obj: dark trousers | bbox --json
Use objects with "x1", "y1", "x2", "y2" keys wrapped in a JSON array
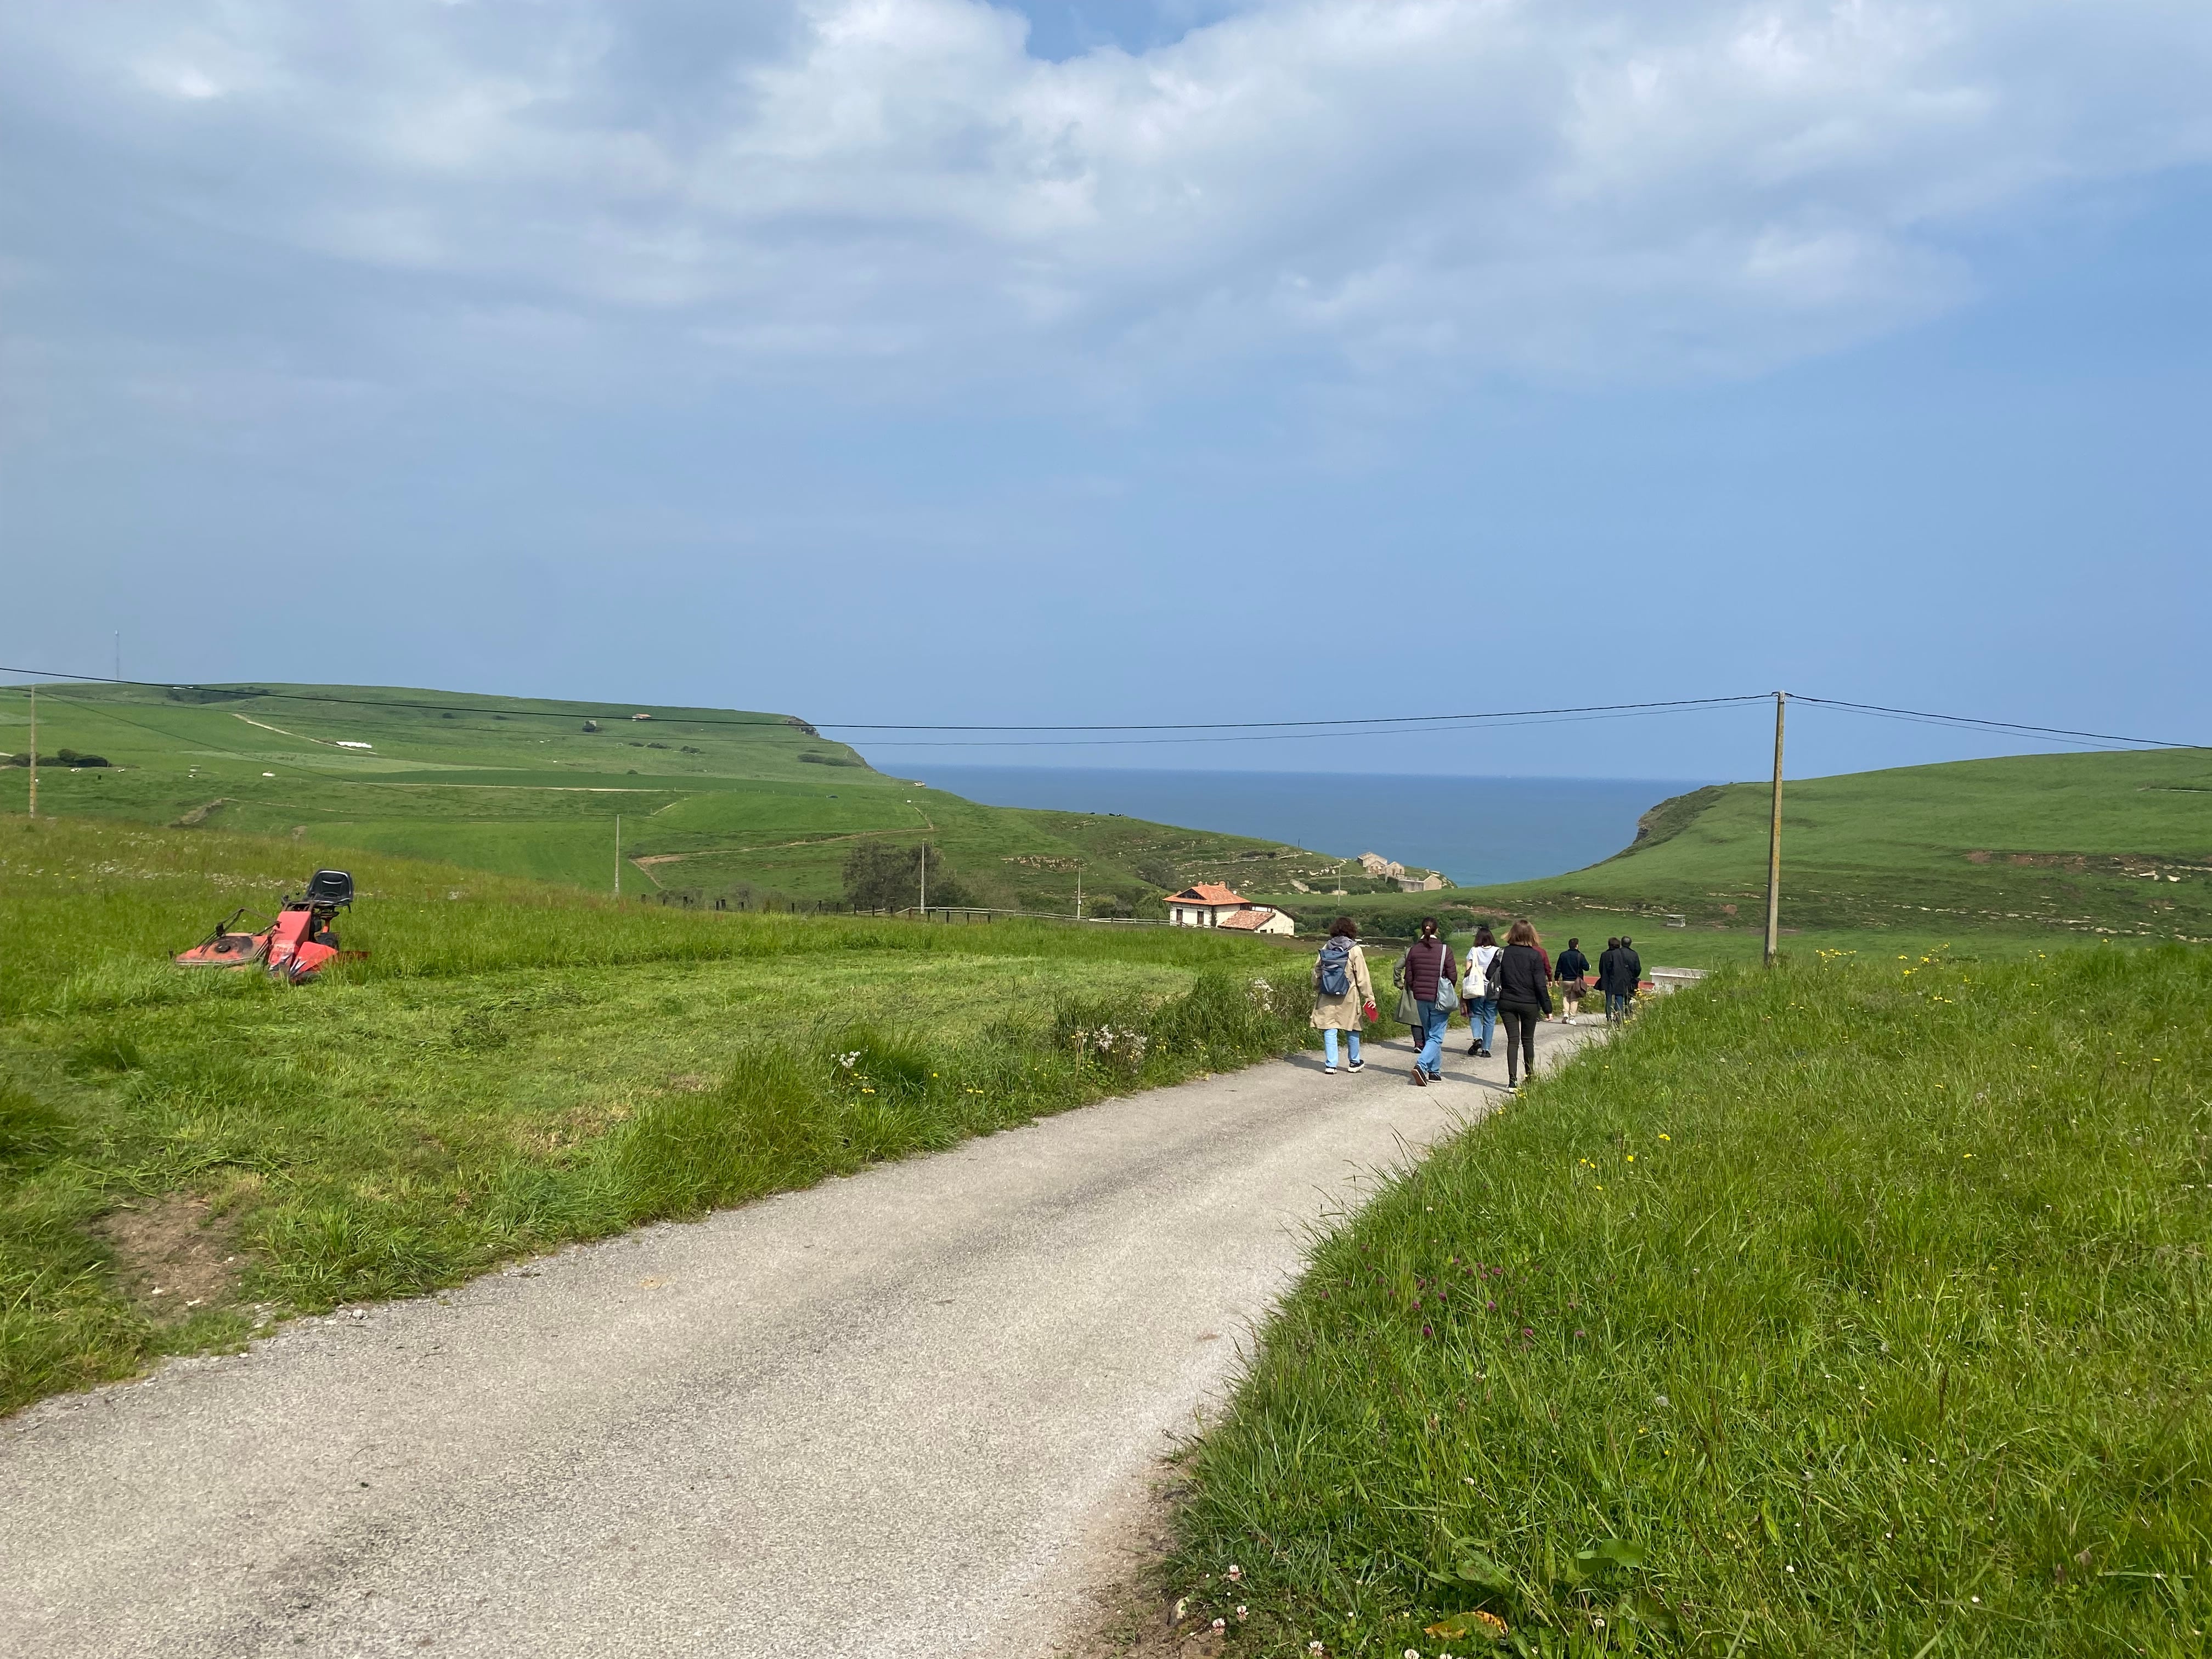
[{"x1": 1499, "y1": 1004, "x2": 1539, "y2": 1081}]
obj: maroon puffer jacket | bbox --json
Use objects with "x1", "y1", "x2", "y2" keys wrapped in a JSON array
[{"x1": 1400, "y1": 937, "x2": 1458, "y2": 1002}]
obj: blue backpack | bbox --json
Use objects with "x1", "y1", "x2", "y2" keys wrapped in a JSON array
[{"x1": 1317, "y1": 938, "x2": 1352, "y2": 997}]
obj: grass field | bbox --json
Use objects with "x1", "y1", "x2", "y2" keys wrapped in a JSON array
[
  {"x1": 0, "y1": 815, "x2": 1321, "y2": 1416},
  {"x1": 0, "y1": 680, "x2": 1351, "y2": 915},
  {"x1": 1167, "y1": 944, "x2": 2211, "y2": 1655},
  {"x1": 1255, "y1": 749, "x2": 2212, "y2": 958}
]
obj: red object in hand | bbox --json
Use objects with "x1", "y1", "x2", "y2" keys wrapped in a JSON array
[{"x1": 1362, "y1": 1001, "x2": 1378, "y2": 1023}]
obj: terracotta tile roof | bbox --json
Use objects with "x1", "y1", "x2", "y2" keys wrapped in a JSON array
[
  {"x1": 1166, "y1": 883, "x2": 1249, "y2": 906},
  {"x1": 1215, "y1": 907, "x2": 1278, "y2": 931}
]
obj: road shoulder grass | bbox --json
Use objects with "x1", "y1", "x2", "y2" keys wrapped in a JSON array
[
  {"x1": 1167, "y1": 944, "x2": 2211, "y2": 1654},
  {"x1": 1, "y1": 816, "x2": 1320, "y2": 1417}
]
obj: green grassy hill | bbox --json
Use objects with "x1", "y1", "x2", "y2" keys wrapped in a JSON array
[
  {"x1": 0, "y1": 681, "x2": 1346, "y2": 915},
  {"x1": 1252, "y1": 749, "x2": 2212, "y2": 957}
]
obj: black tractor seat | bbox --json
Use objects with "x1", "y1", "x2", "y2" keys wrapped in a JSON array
[{"x1": 302, "y1": 869, "x2": 354, "y2": 908}]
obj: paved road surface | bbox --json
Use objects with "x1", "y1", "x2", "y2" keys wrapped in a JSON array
[{"x1": 1, "y1": 1022, "x2": 1597, "y2": 1658}]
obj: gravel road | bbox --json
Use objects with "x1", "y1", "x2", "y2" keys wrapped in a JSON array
[{"x1": 0, "y1": 1022, "x2": 1596, "y2": 1658}]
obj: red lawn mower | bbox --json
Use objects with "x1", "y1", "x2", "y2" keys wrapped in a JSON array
[{"x1": 173, "y1": 869, "x2": 363, "y2": 983}]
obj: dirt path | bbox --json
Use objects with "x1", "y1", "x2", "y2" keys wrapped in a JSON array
[{"x1": 0, "y1": 1022, "x2": 1601, "y2": 1658}]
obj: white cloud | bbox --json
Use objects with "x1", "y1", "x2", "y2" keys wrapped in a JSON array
[{"x1": 5, "y1": 0, "x2": 2210, "y2": 399}]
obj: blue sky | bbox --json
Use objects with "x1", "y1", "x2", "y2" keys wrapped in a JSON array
[{"x1": 2, "y1": 0, "x2": 2207, "y2": 782}]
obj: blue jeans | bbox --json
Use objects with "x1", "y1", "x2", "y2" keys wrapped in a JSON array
[
  {"x1": 1415, "y1": 1000, "x2": 1448, "y2": 1076},
  {"x1": 1323, "y1": 1028, "x2": 1362, "y2": 1068},
  {"x1": 1466, "y1": 995, "x2": 1497, "y2": 1051},
  {"x1": 1606, "y1": 991, "x2": 1632, "y2": 1020}
]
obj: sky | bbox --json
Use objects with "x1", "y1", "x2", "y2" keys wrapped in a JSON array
[{"x1": 3, "y1": 0, "x2": 2208, "y2": 782}]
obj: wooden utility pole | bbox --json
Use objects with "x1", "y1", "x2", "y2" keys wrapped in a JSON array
[
  {"x1": 1763, "y1": 690, "x2": 1786, "y2": 966},
  {"x1": 26, "y1": 685, "x2": 36, "y2": 819},
  {"x1": 919, "y1": 842, "x2": 928, "y2": 916}
]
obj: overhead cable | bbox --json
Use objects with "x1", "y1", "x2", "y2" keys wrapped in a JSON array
[
  {"x1": 2, "y1": 663, "x2": 2197, "y2": 753},
  {"x1": 0, "y1": 663, "x2": 1764, "y2": 735},
  {"x1": 1788, "y1": 695, "x2": 2192, "y2": 753}
]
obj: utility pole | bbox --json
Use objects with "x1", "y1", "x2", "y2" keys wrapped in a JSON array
[
  {"x1": 614, "y1": 815, "x2": 622, "y2": 900},
  {"x1": 26, "y1": 685, "x2": 36, "y2": 819},
  {"x1": 1074, "y1": 868, "x2": 1082, "y2": 922},
  {"x1": 114, "y1": 632, "x2": 121, "y2": 684},
  {"x1": 1764, "y1": 690, "x2": 1786, "y2": 967},
  {"x1": 918, "y1": 841, "x2": 927, "y2": 917}
]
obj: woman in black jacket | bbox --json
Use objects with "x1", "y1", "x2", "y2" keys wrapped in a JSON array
[{"x1": 1491, "y1": 919, "x2": 1553, "y2": 1090}]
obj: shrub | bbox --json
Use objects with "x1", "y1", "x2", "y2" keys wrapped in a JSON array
[{"x1": 842, "y1": 841, "x2": 974, "y2": 910}]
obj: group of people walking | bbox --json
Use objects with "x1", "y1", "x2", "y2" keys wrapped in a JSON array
[{"x1": 1308, "y1": 917, "x2": 1644, "y2": 1091}]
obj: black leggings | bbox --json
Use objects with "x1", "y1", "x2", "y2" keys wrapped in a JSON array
[{"x1": 1498, "y1": 1005, "x2": 1539, "y2": 1080}]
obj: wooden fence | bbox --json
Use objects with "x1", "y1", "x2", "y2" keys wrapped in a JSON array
[{"x1": 635, "y1": 892, "x2": 1173, "y2": 927}]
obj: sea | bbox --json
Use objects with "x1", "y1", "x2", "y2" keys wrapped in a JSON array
[{"x1": 910, "y1": 767, "x2": 1709, "y2": 888}]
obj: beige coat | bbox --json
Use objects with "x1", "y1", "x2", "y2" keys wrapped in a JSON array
[{"x1": 1309, "y1": 942, "x2": 1375, "y2": 1031}]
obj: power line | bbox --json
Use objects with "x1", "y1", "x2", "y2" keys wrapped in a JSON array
[
  {"x1": 834, "y1": 696, "x2": 1771, "y2": 734},
  {"x1": 1788, "y1": 695, "x2": 2193, "y2": 753},
  {"x1": 3, "y1": 662, "x2": 2198, "y2": 753},
  {"x1": 855, "y1": 704, "x2": 1765, "y2": 748},
  {"x1": 0, "y1": 663, "x2": 1764, "y2": 737}
]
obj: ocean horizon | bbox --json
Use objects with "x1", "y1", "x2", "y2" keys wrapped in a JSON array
[{"x1": 907, "y1": 766, "x2": 1712, "y2": 888}]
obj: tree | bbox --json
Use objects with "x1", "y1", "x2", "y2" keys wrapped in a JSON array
[{"x1": 843, "y1": 842, "x2": 973, "y2": 911}]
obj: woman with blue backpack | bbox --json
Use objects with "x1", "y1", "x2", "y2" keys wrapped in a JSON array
[{"x1": 1310, "y1": 917, "x2": 1376, "y2": 1074}]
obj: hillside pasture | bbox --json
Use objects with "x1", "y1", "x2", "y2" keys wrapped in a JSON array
[
  {"x1": 0, "y1": 681, "x2": 1341, "y2": 915},
  {"x1": 1254, "y1": 749, "x2": 2212, "y2": 955},
  {"x1": 0, "y1": 815, "x2": 1317, "y2": 1416}
]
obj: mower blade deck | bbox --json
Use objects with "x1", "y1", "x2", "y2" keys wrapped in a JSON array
[{"x1": 173, "y1": 933, "x2": 271, "y2": 968}]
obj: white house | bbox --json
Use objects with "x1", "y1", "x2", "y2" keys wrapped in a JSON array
[
  {"x1": 1164, "y1": 883, "x2": 1252, "y2": 927},
  {"x1": 1164, "y1": 883, "x2": 1297, "y2": 934},
  {"x1": 1217, "y1": 906, "x2": 1297, "y2": 936}
]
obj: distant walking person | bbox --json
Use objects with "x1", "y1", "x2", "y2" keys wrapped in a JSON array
[
  {"x1": 1463, "y1": 924, "x2": 1500, "y2": 1058},
  {"x1": 1598, "y1": 936, "x2": 1628, "y2": 1022},
  {"x1": 1310, "y1": 917, "x2": 1376, "y2": 1075},
  {"x1": 1492, "y1": 920, "x2": 1553, "y2": 1090},
  {"x1": 1618, "y1": 935, "x2": 1643, "y2": 1016},
  {"x1": 1393, "y1": 917, "x2": 1458, "y2": 1086},
  {"x1": 1554, "y1": 936, "x2": 1590, "y2": 1025}
]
